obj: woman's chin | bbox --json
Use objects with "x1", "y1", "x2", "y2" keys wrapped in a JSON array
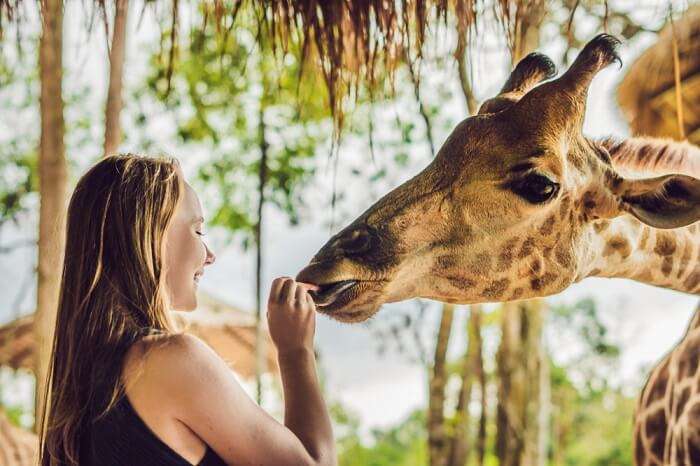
[{"x1": 170, "y1": 296, "x2": 198, "y2": 312}]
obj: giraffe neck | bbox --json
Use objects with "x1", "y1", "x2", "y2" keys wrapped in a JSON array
[{"x1": 582, "y1": 216, "x2": 699, "y2": 294}]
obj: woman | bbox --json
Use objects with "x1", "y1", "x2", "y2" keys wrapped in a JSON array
[{"x1": 38, "y1": 154, "x2": 336, "y2": 466}]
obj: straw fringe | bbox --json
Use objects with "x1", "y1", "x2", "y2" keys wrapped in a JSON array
[{"x1": 0, "y1": 0, "x2": 511, "y2": 132}]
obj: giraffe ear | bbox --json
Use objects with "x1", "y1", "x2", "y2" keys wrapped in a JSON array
[{"x1": 616, "y1": 174, "x2": 700, "y2": 229}]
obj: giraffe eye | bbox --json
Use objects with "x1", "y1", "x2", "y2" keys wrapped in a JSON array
[{"x1": 510, "y1": 174, "x2": 560, "y2": 204}]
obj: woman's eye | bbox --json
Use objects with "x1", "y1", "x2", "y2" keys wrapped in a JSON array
[
  {"x1": 196, "y1": 231, "x2": 206, "y2": 236},
  {"x1": 510, "y1": 174, "x2": 560, "y2": 204}
]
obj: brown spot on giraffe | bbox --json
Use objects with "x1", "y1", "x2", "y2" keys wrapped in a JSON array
[
  {"x1": 683, "y1": 272, "x2": 700, "y2": 292},
  {"x1": 435, "y1": 255, "x2": 458, "y2": 270},
  {"x1": 481, "y1": 278, "x2": 510, "y2": 300},
  {"x1": 538, "y1": 215, "x2": 556, "y2": 236},
  {"x1": 518, "y1": 237, "x2": 536, "y2": 258},
  {"x1": 655, "y1": 233, "x2": 678, "y2": 257},
  {"x1": 677, "y1": 242, "x2": 692, "y2": 279},
  {"x1": 510, "y1": 287, "x2": 524, "y2": 300},
  {"x1": 645, "y1": 409, "x2": 667, "y2": 457},
  {"x1": 645, "y1": 359, "x2": 670, "y2": 404},
  {"x1": 567, "y1": 149, "x2": 585, "y2": 171},
  {"x1": 676, "y1": 340, "x2": 700, "y2": 380},
  {"x1": 581, "y1": 190, "x2": 598, "y2": 210},
  {"x1": 687, "y1": 403, "x2": 700, "y2": 464},
  {"x1": 639, "y1": 227, "x2": 651, "y2": 251},
  {"x1": 603, "y1": 235, "x2": 632, "y2": 259},
  {"x1": 542, "y1": 245, "x2": 554, "y2": 259},
  {"x1": 530, "y1": 272, "x2": 557, "y2": 291},
  {"x1": 467, "y1": 252, "x2": 492, "y2": 276},
  {"x1": 674, "y1": 386, "x2": 692, "y2": 415},
  {"x1": 558, "y1": 196, "x2": 570, "y2": 220},
  {"x1": 662, "y1": 257, "x2": 674, "y2": 277},
  {"x1": 635, "y1": 430, "x2": 646, "y2": 466},
  {"x1": 497, "y1": 239, "x2": 519, "y2": 272},
  {"x1": 637, "y1": 269, "x2": 654, "y2": 283},
  {"x1": 554, "y1": 243, "x2": 572, "y2": 267},
  {"x1": 445, "y1": 275, "x2": 477, "y2": 290}
]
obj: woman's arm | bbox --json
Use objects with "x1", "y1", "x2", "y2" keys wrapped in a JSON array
[
  {"x1": 269, "y1": 278, "x2": 335, "y2": 465},
  {"x1": 151, "y1": 278, "x2": 335, "y2": 466}
]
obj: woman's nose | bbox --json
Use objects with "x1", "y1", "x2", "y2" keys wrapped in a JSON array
[{"x1": 205, "y1": 244, "x2": 216, "y2": 265}]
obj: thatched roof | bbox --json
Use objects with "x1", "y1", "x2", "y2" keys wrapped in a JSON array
[
  {"x1": 0, "y1": 0, "x2": 532, "y2": 131},
  {"x1": 0, "y1": 409, "x2": 36, "y2": 466},
  {"x1": 0, "y1": 291, "x2": 278, "y2": 379},
  {"x1": 617, "y1": 6, "x2": 700, "y2": 145}
]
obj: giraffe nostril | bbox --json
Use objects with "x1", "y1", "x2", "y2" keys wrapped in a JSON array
[{"x1": 337, "y1": 228, "x2": 373, "y2": 255}]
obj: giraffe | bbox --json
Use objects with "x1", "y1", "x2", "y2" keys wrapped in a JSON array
[
  {"x1": 296, "y1": 34, "x2": 700, "y2": 464},
  {"x1": 635, "y1": 303, "x2": 700, "y2": 466}
]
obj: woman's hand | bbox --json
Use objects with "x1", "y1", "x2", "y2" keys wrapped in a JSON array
[{"x1": 267, "y1": 277, "x2": 317, "y2": 354}]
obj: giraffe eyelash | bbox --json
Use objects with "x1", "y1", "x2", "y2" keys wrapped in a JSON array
[{"x1": 503, "y1": 172, "x2": 560, "y2": 204}]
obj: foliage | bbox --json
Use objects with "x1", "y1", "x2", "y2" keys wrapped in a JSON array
[
  {"x1": 335, "y1": 406, "x2": 428, "y2": 466},
  {"x1": 550, "y1": 364, "x2": 635, "y2": 466},
  {"x1": 144, "y1": 6, "x2": 331, "y2": 244},
  {"x1": 0, "y1": 36, "x2": 98, "y2": 231},
  {"x1": 0, "y1": 44, "x2": 38, "y2": 228},
  {"x1": 548, "y1": 298, "x2": 621, "y2": 393},
  {"x1": 548, "y1": 298, "x2": 634, "y2": 466}
]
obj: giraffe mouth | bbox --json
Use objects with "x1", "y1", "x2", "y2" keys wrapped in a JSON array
[{"x1": 309, "y1": 280, "x2": 358, "y2": 308}]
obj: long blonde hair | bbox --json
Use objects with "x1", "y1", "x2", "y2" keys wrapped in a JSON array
[{"x1": 38, "y1": 154, "x2": 183, "y2": 466}]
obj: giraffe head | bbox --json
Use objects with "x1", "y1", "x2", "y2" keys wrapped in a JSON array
[{"x1": 297, "y1": 34, "x2": 700, "y2": 323}]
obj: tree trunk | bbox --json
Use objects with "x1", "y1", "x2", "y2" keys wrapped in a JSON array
[
  {"x1": 447, "y1": 305, "x2": 483, "y2": 466},
  {"x1": 428, "y1": 303, "x2": 455, "y2": 466},
  {"x1": 254, "y1": 85, "x2": 268, "y2": 405},
  {"x1": 511, "y1": 1, "x2": 546, "y2": 62},
  {"x1": 495, "y1": 300, "x2": 549, "y2": 466},
  {"x1": 475, "y1": 309, "x2": 486, "y2": 466},
  {"x1": 103, "y1": 0, "x2": 129, "y2": 157},
  {"x1": 454, "y1": 28, "x2": 477, "y2": 116},
  {"x1": 35, "y1": 0, "x2": 67, "y2": 433}
]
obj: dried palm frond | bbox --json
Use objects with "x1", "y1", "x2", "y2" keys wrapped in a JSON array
[
  {"x1": 2, "y1": 0, "x2": 538, "y2": 131},
  {"x1": 0, "y1": 0, "x2": 19, "y2": 39}
]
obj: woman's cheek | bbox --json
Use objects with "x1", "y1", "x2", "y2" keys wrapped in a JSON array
[{"x1": 192, "y1": 235, "x2": 207, "y2": 267}]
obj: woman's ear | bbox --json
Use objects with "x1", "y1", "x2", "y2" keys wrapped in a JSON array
[{"x1": 615, "y1": 174, "x2": 700, "y2": 229}]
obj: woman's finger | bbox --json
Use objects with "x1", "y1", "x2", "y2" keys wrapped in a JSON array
[
  {"x1": 294, "y1": 285, "x2": 307, "y2": 307},
  {"x1": 305, "y1": 291, "x2": 316, "y2": 310},
  {"x1": 269, "y1": 277, "x2": 288, "y2": 303},
  {"x1": 297, "y1": 282, "x2": 320, "y2": 292},
  {"x1": 281, "y1": 279, "x2": 296, "y2": 304}
]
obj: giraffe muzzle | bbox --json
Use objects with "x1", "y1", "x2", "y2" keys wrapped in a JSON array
[{"x1": 309, "y1": 280, "x2": 358, "y2": 308}]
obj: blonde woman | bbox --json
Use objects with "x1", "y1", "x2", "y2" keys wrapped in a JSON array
[{"x1": 39, "y1": 154, "x2": 335, "y2": 466}]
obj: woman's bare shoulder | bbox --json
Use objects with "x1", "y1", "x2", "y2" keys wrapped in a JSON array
[{"x1": 123, "y1": 332, "x2": 222, "y2": 393}]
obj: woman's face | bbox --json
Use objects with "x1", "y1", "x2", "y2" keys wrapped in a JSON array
[{"x1": 163, "y1": 180, "x2": 216, "y2": 311}]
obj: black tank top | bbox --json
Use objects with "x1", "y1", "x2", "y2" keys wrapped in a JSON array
[{"x1": 82, "y1": 394, "x2": 227, "y2": 466}]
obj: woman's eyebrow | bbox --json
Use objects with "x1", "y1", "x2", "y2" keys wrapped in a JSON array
[{"x1": 192, "y1": 216, "x2": 204, "y2": 223}]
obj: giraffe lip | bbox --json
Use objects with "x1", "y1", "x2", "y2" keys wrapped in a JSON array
[{"x1": 309, "y1": 280, "x2": 358, "y2": 308}]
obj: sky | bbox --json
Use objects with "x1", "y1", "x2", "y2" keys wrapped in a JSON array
[{"x1": 0, "y1": 0, "x2": 698, "y2": 434}]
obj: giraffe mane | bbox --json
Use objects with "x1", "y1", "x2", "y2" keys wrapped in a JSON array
[{"x1": 598, "y1": 136, "x2": 700, "y2": 179}]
